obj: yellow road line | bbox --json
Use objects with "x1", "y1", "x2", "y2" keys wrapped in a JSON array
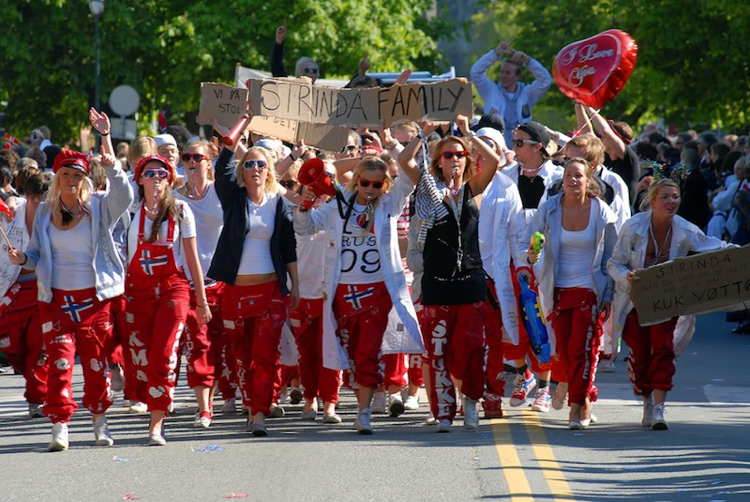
[
  {"x1": 490, "y1": 418, "x2": 534, "y2": 502},
  {"x1": 522, "y1": 412, "x2": 574, "y2": 500}
]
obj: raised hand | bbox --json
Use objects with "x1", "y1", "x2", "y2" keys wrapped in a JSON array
[
  {"x1": 89, "y1": 108, "x2": 111, "y2": 136},
  {"x1": 275, "y1": 25, "x2": 287, "y2": 44}
]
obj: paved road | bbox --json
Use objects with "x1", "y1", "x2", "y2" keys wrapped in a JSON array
[{"x1": 0, "y1": 312, "x2": 748, "y2": 501}]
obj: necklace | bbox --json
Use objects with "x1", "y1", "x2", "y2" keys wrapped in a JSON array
[{"x1": 648, "y1": 220, "x2": 672, "y2": 262}]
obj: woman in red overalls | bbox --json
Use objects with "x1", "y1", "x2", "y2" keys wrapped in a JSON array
[{"x1": 125, "y1": 154, "x2": 210, "y2": 446}]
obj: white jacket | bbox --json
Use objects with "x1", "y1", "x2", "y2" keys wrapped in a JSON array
[
  {"x1": 478, "y1": 171, "x2": 525, "y2": 344},
  {"x1": 530, "y1": 195, "x2": 618, "y2": 355},
  {"x1": 294, "y1": 174, "x2": 424, "y2": 370},
  {"x1": 607, "y1": 212, "x2": 728, "y2": 345},
  {"x1": 0, "y1": 198, "x2": 30, "y2": 298},
  {"x1": 471, "y1": 50, "x2": 552, "y2": 143},
  {"x1": 597, "y1": 166, "x2": 631, "y2": 232}
]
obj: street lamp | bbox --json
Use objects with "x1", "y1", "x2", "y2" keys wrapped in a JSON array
[{"x1": 89, "y1": 1, "x2": 104, "y2": 113}]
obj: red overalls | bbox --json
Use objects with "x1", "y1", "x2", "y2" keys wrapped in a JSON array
[
  {"x1": 0, "y1": 277, "x2": 48, "y2": 406},
  {"x1": 125, "y1": 208, "x2": 190, "y2": 412},
  {"x1": 482, "y1": 279, "x2": 505, "y2": 410},
  {"x1": 105, "y1": 295, "x2": 138, "y2": 401}
]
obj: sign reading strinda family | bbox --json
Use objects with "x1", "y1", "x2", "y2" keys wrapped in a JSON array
[
  {"x1": 631, "y1": 245, "x2": 750, "y2": 325},
  {"x1": 246, "y1": 77, "x2": 473, "y2": 127}
]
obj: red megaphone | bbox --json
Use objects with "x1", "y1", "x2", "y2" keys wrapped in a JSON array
[
  {"x1": 298, "y1": 158, "x2": 336, "y2": 210},
  {"x1": 222, "y1": 113, "x2": 252, "y2": 147}
]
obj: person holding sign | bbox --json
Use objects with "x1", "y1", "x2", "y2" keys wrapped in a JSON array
[
  {"x1": 471, "y1": 41, "x2": 552, "y2": 146},
  {"x1": 527, "y1": 158, "x2": 617, "y2": 430},
  {"x1": 7, "y1": 123, "x2": 134, "y2": 451},
  {"x1": 295, "y1": 154, "x2": 423, "y2": 435},
  {"x1": 125, "y1": 154, "x2": 210, "y2": 446},
  {"x1": 209, "y1": 139, "x2": 299, "y2": 437},
  {"x1": 607, "y1": 179, "x2": 728, "y2": 430},
  {"x1": 404, "y1": 116, "x2": 501, "y2": 432}
]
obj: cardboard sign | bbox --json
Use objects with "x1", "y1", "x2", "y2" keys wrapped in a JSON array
[
  {"x1": 630, "y1": 246, "x2": 750, "y2": 325},
  {"x1": 248, "y1": 116, "x2": 349, "y2": 152},
  {"x1": 197, "y1": 83, "x2": 248, "y2": 129},
  {"x1": 246, "y1": 77, "x2": 472, "y2": 127}
]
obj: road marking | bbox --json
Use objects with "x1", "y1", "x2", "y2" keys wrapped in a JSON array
[
  {"x1": 522, "y1": 412, "x2": 574, "y2": 500},
  {"x1": 490, "y1": 418, "x2": 534, "y2": 501}
]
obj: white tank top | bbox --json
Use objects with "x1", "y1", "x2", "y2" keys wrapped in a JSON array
[
  {"x1": 50, "y1": 215, "x2": 96, "y2": 290},
  {"x1": 339, "y1": 203, "x2": 384, "y2": 285},
  {"x1": 557, "y1": 205, "x2": 595, "y2": 289},
  {"x1": 237, "y1": 194, "x2": 276, "y2": 275}
]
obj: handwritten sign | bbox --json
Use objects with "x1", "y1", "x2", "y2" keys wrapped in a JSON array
[
  {"x1": 248, "y1": 116, "x2": 350, "y2": 152},
  {"x1": 246, "y1": 77, "x2": 472, "y2": 127},
  {"x1": 197, "y1": 83, "x2": 249, "y2": 129},
  {"x1": 630, "y1": 246, "x2": 750, "y2": 325}
]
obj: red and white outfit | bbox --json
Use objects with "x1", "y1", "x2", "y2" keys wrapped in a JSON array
[
  {"x1": 288, "y1": 230, "x2": 341, "y2": 404},
  {"x1": 221, "y1": 193, "x2": 287, "y2": 417},
  {"x1": 125, "y1": 201, "x2": 194, "y2": 412},
  {"x1": 0, "y1": 199, "x2": 47, "y2": 407},
  {"x1": 176, "y1": 184, "x2": 236, "y2": 400},
  {"x1": 607, "y1": 211, "x2": 728, "y2": 398}
]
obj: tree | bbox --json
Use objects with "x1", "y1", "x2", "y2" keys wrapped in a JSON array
[{"x1": 0, "y1": 0, "x2": 441, "y2": 143}]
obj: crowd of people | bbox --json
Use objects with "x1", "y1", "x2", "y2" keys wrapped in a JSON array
[{"x1": 1, "y1": 33, "x2": 747, "y2": 452}]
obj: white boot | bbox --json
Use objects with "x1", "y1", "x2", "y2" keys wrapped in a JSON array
[
  {"x1": 93, "y1": 415, "x2": 114, "y2": 447},
  {"x1": 49, "y1": 423, "x2": 69, "y2": 452}
]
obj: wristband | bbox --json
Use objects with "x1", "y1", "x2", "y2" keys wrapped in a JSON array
[{"x1": 20, "y1": 253, "x2": 28, "y2": 266}]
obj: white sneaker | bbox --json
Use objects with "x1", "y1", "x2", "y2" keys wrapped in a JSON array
[
  {"x1": 354, "y1": 408, "x2": 373, "y2": 434},
  {"x1": 222, "y1": 398, "x2": 237, "y2": 415},
  {"x1": 193, "y1": 411, "x2": 212, "y2": 429},
  {"x1": 424, "y1": 416, "x2": 438, "y2": 426},
  {"x1": 531, "y1": 387, "x2": 552, "y2": 413},
  {"x1": 403, "y1": 394, "x2": 419, "y2": 411},
  {"x1": 28, "y1": 403, "x2": 44, "y2": 419},
  {"x1": 568, "y1": 419, "x2": 586, "y2": 430},
  {"x1": 128, "y1": 401, "x2": 148, "y2": 414},
  {"x1": 371, "y1": 391, "x2": 387, "y2": 414},
  {"x1": 551, "y1": 383, "x2": 568, "y2": 410},
  {"x1": 510, "y1": 373, "x2": 536, "y2": 407},
  {"x1": 652, "y1": 403, "x2": 668, "y2": 430},
  {"x1": 110, "y1": 365, "x2": 124, "y2": 392},
  {"x1": 148, "y1": 432, "x2": 167, "y2": 446},
  {"x1": 463, "y1": 396, "x2": 479, "y2": 430},
  {"x1": 388, "y1": 393, "x2": 405, "y2": 417},
  {"x1": 437, "y1": 419, "x2": 452, "y2": 433},
  {"x1": 642, "y1": 396, "x2": 654, "y2": 427},
  {"x1": 49, "y1": 423, "x2": 69, "y2": 452},
  {"x1": 278, "y1": 388, "x2": 290, "y2": 404},
  {"x1": 93, "y1": 416, "x2": 114, "y2": 447},
  {"x1": 322, "y1": 413, "x2": 342, "y2": 424}
]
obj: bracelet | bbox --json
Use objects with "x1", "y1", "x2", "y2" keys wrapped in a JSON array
[{"x1": 20, "y1": 254, "x2": 28, "y2": 266}]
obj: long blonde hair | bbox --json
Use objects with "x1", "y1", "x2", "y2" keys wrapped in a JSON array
[
  {"x1": 47, "y1": 171, "x2": 93, "y2": 227},
  {"x1": 235, "y1": 146, "x2": 281, "y2": 195}
]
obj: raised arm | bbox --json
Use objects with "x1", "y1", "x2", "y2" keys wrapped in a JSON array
[
  {"x1": 523, "y1": 55, "x2": 553, "y2": 106},
  {"x1": 470, "y1": 48, "x2": 502, "y2": 113},
  {"x1": 89, "y1": 108, "x2": 115, "y2": 158},
  {"x1": 456, "y1": 115, "x2": 501, "y2": 195},
  {"x1": 101, "y1": 152, "x2": 134, "y2": 226},
  {"x1": 271, "y1": 25, "x2": 288, "y2": 78},
  {"x1": 583, "y1": 105, "x2": 626, "y2": 160},
  {"x1": 398, "y1": 121, "x2": 437, "y2": 184}
]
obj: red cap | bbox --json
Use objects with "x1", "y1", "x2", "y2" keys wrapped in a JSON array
[
  {"x1": 52, "y1": 149, "x2": 90, "y2": 174},
  {"x1": 134, "y1": 155, "x2": 176, "y2": 184}
]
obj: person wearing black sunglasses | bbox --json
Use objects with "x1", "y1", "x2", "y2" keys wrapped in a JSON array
[
  {"x1": 208, "y1": 133, "x2": 299, "y2": 438},
  {"x1": 271, "y1": 25, "x2": 320, "y2": 84},
  {"x1": 400, "y1": 116, "x2": 501, "y2": 432},
  {"x1": 294, "y1": 155, "x2": 423, "y2": 434},
  {"x1": 175, "y1": 141, "x2": 237, "y2": 428}
]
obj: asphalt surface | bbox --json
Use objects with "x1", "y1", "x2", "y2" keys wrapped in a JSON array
[{"x1": 0, "y1": 312, "x2": 748, "y2": 502}]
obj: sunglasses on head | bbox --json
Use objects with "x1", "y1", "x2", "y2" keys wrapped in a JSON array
[
  {"x1": 513, "y1": 139, "x2": 539, "y2": 148},
  {"x1": 303, "y1": 67, "x2": 319, "y2": 75},
  {"x1": 142, "y1": 169, "x2": 169, "y2": 180},
  {"x1": 181, "y1": 153, "x2": 206, "y2": 163},
  {"x1": 441, "y1": 151, "x2": 467, "y2": 160},
  {"x1": 243, "y1": 160, "x2": 268, "y2": 170},
  {"x1": 358, "y1": 179, "x2": 384, "y2": 189}
]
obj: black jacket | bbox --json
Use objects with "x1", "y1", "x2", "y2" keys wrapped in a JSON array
[{"x1": 207, "y1": 148, "x2": 296, "y2": 293}]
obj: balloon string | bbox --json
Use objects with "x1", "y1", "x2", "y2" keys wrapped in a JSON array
[{"x1": 571, "y1": 106, "x2": 601, "y2": 138}]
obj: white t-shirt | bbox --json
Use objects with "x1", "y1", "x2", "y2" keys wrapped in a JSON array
[
  {"x1": 127, "y1": 200, "x2": 197, "y2": 274},
  {"x1": 339, "y1": 203, "x2": 384, "y2": 285},
  {"x1": 50, "y1": 215, "x2": 96, "y2": 290},
  {"x1": 237, "y1": 194, "x2": 277, "y2": 275},
  {"x1": 297, "y1": 230, "x2": 330, "y2": 299},
  {"x1": 175, "y1": 183, "x2": 223, "y2": 281}
]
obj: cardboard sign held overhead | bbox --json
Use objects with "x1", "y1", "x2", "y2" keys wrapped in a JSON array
[
  {"x1": 246, "y1": 77, "x2": 472, "y2": 127},
  {"x1": 630, "y1": 246, "x2": 750, "y2": 325},
  {"x1": 248, "y1": 116, "x2": 349, "y2": 152},
  {"x1": 197, "y1": 83, "x2": 249, "y2": 129}
]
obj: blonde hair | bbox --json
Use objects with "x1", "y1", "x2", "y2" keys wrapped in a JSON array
[
  {"x1": 235, "y1": 146, "x2": 281, "y2": 195},
  {"x1": 47, "y1": 170, "x2": 93, "y2": 227},
  {"x1": 346, "y1": 156, "x2": 393, "y2": 194},
  {"x1": 430, "y1": 136, "x2": 475, "y2": 182},
  {"x1": 563, "y1": 157, "x2": 601, "y2": 198},
  {"x1": 640, "y1": 178, "x2": 680, "y2": 212},
  {"x1": 128, "y1": 136, "x2": 157, "y2": 169},
  {"x1": 565, "y1": 133, "x2": 606, "y2": 167}
]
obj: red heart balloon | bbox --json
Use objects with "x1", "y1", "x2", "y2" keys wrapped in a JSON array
[{"x1": 553, "y1": 29, "x2": 638, "y2": 109}]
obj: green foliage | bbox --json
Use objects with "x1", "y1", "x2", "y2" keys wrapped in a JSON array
[
  {"x1": 0, "y1": 0, "x2": 440, "y2": 143},
  {"x1": 472, "y1": 0, "x2": 750, "y2": 132}
]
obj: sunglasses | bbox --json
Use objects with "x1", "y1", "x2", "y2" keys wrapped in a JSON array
[
  {"x1": 341, "y1": 144, "x2": 359, "y2": 153},
  {"x1": 303, "y1": 67, "x2": 319, "y2": 75},
  {"x1": 441, "y1": 151, "x2": 467, "y2": 160},
  {"x1": 181, "y1": 153, "x2": 206, "y2": 163},
  {"x1": 279, "y1": 179, "x2": 298, "y2": 189},
  {"x1": 243, "y1": 160, "x2": 268, "y2": 170},
  {"x1": 513, "y1": 139, "x2": 539, "y2": 148},
  {"x1": 358, "y1": 179, "x2": 384, "y2": 189},
  {"x1": 142, "y1": 169, "x2": 169, "y2": 180}
]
